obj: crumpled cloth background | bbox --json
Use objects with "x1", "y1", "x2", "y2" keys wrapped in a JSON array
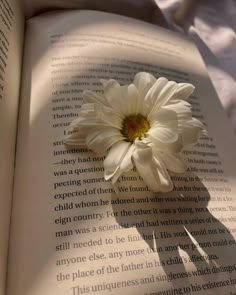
[{"x1": 154, "y1": 0, "x2": 236, "y2": 132}]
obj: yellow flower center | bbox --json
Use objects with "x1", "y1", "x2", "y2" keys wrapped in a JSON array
[{"x1": 122, "y1": 114, "x2": 150, "y2": 142}]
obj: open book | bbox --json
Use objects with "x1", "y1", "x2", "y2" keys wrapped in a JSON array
[{"x1": 1, "y1": 0, "x2": 236, "y2": 294}]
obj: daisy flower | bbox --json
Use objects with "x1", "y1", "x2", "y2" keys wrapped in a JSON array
[{"x1": 65, "y1": 72, "x2": 206, "y2": 192}]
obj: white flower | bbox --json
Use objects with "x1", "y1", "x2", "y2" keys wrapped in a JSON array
[{"x1": 65, "y1": 72, "x2": 206, "y2": 192}]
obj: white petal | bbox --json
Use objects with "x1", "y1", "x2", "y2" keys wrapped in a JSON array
[
  {"x1": 126, "y1": 84, "x2": 143, "y2": 115},
  {"x1": 95, "y1": 105, "x2": 123, "y2": 129},
  {"x1": 64, "y1": 139, "x2": 85, "y2": 146},
  {"x1": 172, "y1": 83, "x2": 195, "y2": 101},
  {"x1": 144, "y1": 77, "x2": 168, "y2": 109},
  {"x1": 133, "y1": 72, "x2": 156, "y2": 99},
  {"x1": 153, "y1": 156, "x2": 173, "y2": 192},
  {"x1": 133, "y1": 143, "x2": 159, "y2": 191},
  {"x1": 110, "y1": 145, "x2": 135, "y2": 184},
  {"x1": 148, "y1": 126, "x2": 178, "y2": 144},
  {"x1": 103, "y1": 79, "x2": 129, "y2": 115},
  {"x1": 156, "y1": 151, "x2": 187, "y2": 173},
  {"x1": 64, "y1": 130, "x2": 86, "y2": 146},
  {"x1": 83, "y1": 90, "x2": 108, "y2": 106},
  {"x1": 79, "y1": 103, "x2": 96, "y2": 117},
  {"x1": 104, "y1": 141, "x2": 131, "y2": 180},
  {"x1": 103, "y1": 79, "x2": 121, "y2": 106},
  {"x1": 69, "y1": 118, "x2": 83, "y2": 129},
  {"x1": 132, "y1": 143, "x2": 173, "y2": 192},
  {"x1": 74, "y1": 117, "x2": 101, "y2": 126},
  {"x1": 111, "y1": 170, "x2": 123, "y2": 185},
  {"x1": 148, "y1": 108, "x2": 177, "y2": 127},
  {"x1": 163, "y1": 100, "x2": 192, "y2": 120},
  {"x1": 86, "y1": 127, "x2": 124, "y2": 153},
  {"x1": 179, "y1": 118, "x2": 205, "y2": 145},
  {"x1": 100, "y1": 79, "x2": 109, "y2": 87},
  {"x1": 120, "y1": 144, "x2": 135, "y2": 172},
  {"x1": 148, "y1": 109, "x2": 178, "y2": 143},
  {"x1": 147, "y1": 134, "x2": 183, "y2": 153},
  {"x1": 151, "y1": 81, "x2": 178, "y2": 109},
  {"x1": 77, "y1": 103, "x2": 123, "y2": 129}
]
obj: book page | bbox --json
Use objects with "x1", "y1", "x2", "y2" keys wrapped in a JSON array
[
  {"x1": 0, "y1": 0, "x2": 24, "y2": 293},
  {"x1": 22, "y1": 0, "x2": 167, "y2": 28},
  {"x1": 8, "y1": 10, "x2": 236, "y2": 295}
]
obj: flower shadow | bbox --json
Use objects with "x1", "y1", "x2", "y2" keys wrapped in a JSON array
[{"x1": 111, "y1": 172, "x2": 236, "y2": 288}]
